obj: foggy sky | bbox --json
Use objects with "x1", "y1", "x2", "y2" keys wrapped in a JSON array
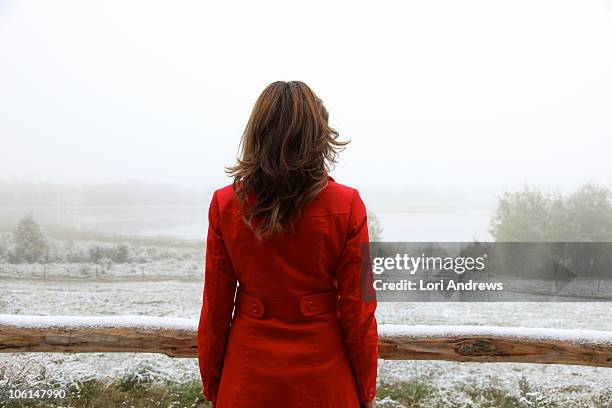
[{"x1": 1, "y1": 0, "x2": 611, "y2": 196}]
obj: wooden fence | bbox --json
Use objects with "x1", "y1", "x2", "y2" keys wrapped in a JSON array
[{"x1": 1, "y1": 315, "x2": 611, "y2": 368}]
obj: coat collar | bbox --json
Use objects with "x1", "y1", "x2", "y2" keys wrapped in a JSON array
[{"x1": 327, "y1": 175, "x2": 335, "y2": 182}]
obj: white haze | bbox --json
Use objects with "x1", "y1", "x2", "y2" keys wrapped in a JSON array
[{"x1": 0, "y1": 0, "x2": 611, "y2": 240}]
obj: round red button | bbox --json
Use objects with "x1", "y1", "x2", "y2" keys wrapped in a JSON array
[
  {"x1": 250, "y1": 303, "x2": 258, "y2": 313},
  {"x1": 306, "y1": 301, "x2": 315, "y2": 311}
]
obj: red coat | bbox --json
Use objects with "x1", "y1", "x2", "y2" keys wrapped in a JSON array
[{"x1": 197, "y1": 175, "x2": 378, "y2": 407}]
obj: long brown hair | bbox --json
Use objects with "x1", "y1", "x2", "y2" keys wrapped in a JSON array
[{"x1": 226, "y1": 81, "x2": 349, "y2": 241}]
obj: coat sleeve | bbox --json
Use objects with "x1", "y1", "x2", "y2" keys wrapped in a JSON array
[
  {"x1": 197, "y1": 190, "x2": 238, "y2": 402},
  {"x1": 335, "y1": 188, "x2": 378, "y2": 404}
]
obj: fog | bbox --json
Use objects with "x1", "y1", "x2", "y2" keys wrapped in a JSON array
[{"x1": 1, "y1": 0, "x2": 611, "y2": 240}]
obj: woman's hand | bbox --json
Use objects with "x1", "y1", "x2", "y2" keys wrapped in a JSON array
[
  {"x1": 360, "y1": 400, "x2": 376, "y2": 408},
  {"x1": 208, "y1": 401, "x2": 216, "y2": 408}
]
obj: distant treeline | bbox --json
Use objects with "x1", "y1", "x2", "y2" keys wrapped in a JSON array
[
  {"x1": 0, "y1": 180, "x2": 211, "y2": 207},
  {"x1": 490, "y1": 182, "x2": 612, "y2": 242},
  {"x1": 0, "y1": 215, "x2": 194, "y2": 265}
]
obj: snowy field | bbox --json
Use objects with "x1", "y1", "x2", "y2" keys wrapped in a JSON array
[{"x1": 1, "y1": 277, "x2": 611, "y2": 406}]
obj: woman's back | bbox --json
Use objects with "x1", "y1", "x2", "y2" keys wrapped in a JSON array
[
  {"x1": 197, "y1": 81, "x2": 378, "y2": 408},
  {"x1": 217, "y1": 175, "x2": 357, "y2": 296}
]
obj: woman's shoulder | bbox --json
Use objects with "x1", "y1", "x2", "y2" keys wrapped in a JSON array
[
  {"x1": 208, "y1": 183, "x2": 239, "y2": 217},
  {"x1": 214, "y1": 183, "x2": 235, "y2": 199},
  {"x1": 324, "y1": 177, "x2": 358, "y2": 200},
  {"x1": 326, "y1": 176, "x2": 357, "y2": 193},
  {"x1": 305, "y1": 176, "x2": 362, "y2": 215}
]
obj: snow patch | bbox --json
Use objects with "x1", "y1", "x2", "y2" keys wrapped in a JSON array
[
  {"x1": 0, "y1": 314, "x2": 197, "y2": 331},
  {"x1": 378, "y1": 324, "x2": 612, "y2": 344}
]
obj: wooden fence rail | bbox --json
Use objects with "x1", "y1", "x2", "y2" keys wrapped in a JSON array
[{"x1": 1, "y1": 315, "x2": 611, "y2": 368}]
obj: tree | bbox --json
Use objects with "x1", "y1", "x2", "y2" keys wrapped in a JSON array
[
  {"x1": 88, "y1": 245, "x2": 105, "y2": 264},
  {"x1": 114, "y1": 244, "x2": 130, "y2": 263},
  {"x1": 0, "y1": 238, "x2": 5, "y2": 263},
  {"x1": 13, "y1": 215, "x2": 49, "y2": 263},
  {"x1": 367, "y1": 210, "x2": 383, "y2": 242},
  {"x1": 565, "y1": 183, "x2": 612, "y2": 242},
  {"x1": 489, "y1": 187, "x2": 551, "y2": 241}
]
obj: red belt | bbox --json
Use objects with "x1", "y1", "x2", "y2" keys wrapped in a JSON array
[{"x1": 235, "y1": 287, "x2": 338, "y2": 319}]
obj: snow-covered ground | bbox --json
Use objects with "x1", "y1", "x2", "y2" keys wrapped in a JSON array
[
  {"x1": 0, "y1": 258, "x2": 203, "y2": 280},
  {"x1": 1, "y1": 277, "x2": 611, "y2": 405}
]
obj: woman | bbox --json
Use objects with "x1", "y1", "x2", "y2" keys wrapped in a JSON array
[{"x1": 197, "y1": 81, "x2": 378, "y2": 408}]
